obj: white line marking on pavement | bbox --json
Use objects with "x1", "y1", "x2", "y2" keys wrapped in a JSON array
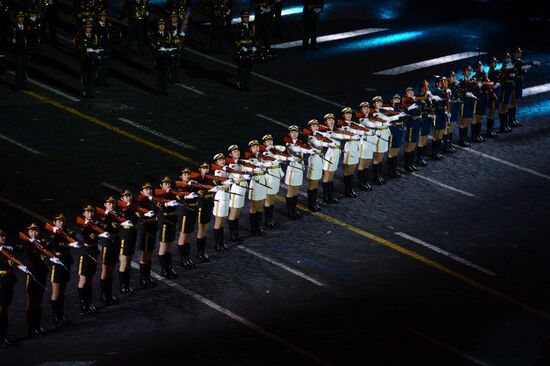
[
  {"x1": 410, "y1": 329, "x2": 495, "y2": 366},
  {"x1": 237, "y1": 245, "x2": 325, "y2": 287},
  {"x1": 522, "y1": 82, "x2": 550, "y2": 97},
  {"x1": 463, "y1": 148, "x2": 550, "y2": 181},
  {"x1": 117, "y1": 117, "x2": 195, "y2": 150},
  {"x1": 8, "y1": 71, "x2": 81, "y2": 102},
  {"x1": 373, "y1": 52, "x2": 487, "y2": 76},
  {"x1": 129, "y1": 262, "x2": 333, "y2": 365},
  {"x1": 0, "y1": 133, "x2": 44, "y2": 155},
  {"x1": 412, "y1": 173, "x2": 479, "y2": 198},
  {"x1": 184, "y1": 48, "x2": 345, "y2": 108},
  {"x1": 272, "y1": 28, "x2": 388, "y2": 49},
  {"x1": 101, "y1": 182, "x2": 123, "y2": 192},
  {"x1": 395, "y1": 232, "x2": 497, "y2": 276},
  {"x1": 0, "y1": 195, "x2": 333, "y2": 366},
  {"x1": 256, "y1": 113, "x2": 289, "y2": 128},
  {"x1": 174, "y1": 83, "x2": 206, "y2": 95}
]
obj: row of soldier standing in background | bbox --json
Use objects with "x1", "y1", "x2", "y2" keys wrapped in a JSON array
[
  {"x1": 1, "y1": 0, "x2": 325, "y2": 94},
  {"x1": 0, "y1": 45, "x2": 538, "y2": 347}
]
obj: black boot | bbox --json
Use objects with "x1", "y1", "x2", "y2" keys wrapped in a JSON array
[
  {"x1": 358, "y1": 169, "x2": 373, "y2": 190},
  {"x1": 166, "y1": 252, "x2": 178, "y2": 278},
  {"x1": 59, "y1": 296, "x2": 69, "y2": 322},
  {"x1": 229, "y1": 219, "x2": 244, "y2": 242},
  {"x1": 140, "y1": 262, "x2": 147, "y2": 286},
  {"x1": 445, "y1": 132, "x2": 457, "y2": 153},
  {"x1": 178, "y1": 244, "x2": 195, "y2": 269},
  {"x1": 101, "y1": 278, "x2": 119, "y2": 305},
  {"x1": 249, "y1": 212, "x2": 258, "y2": 235},
  {"x1": 307, "y1": 189, "x2": 321, "y2": 211},
  {"x1": 141, "y1": 262, "x2": 156, "y2": 287},
  {"x1": 416, "y1": 146, "x2": 428, "y2": 166},
  {"x1": 392, "y1": 157, "x2": 402, "y2": 177},
  {"x1": 255, "y1": 212, "x2": 265, "y2": 234},
  {"x1": 387, "y1": 157, "x2": 397, "y2": 178},
  {"x1": 431, "y1": 140, "x2": 443, "y2": 160},
  {"x1": 197, "y1": 237, "x2": 210, "y2": 262},
  {"x1": 328, "y1": 181, "x2": 339, "y2": 203},
  {"x1": 158, "y1": 254, "x2": 171, "y2": 278},
  {"x1": 79, "y1": 287, "x2": 90, "y2": 314},
  {"x1": 119, "y1": 270, "x2": 133, "y2": 296},
  {"x1": 214, "y1": 228, "x2": 224, "y2": 252},
  {"x1": 264, "y1": 206, "x2": 276, "y2": 228},
  {"x1": 404, "y1": 152, "x2": 413, "y2": 172},
  {"x1": 472, "y1": 123, "x2": 485, "y2": 142},
  {"x1": 322, "y1": 182, "x2": 331, "y2": 203},
  {"x1": 486, "y1": 118, "x2": 497, "y2": 138},
  {"x1": 509, "y1": 106, "x2": 521, "y2": 127},
  {"x1": 458, "y1": 127, "x2": 471, "y2": 147},
  {"x1": 343, "y1": 175, "x2": 356, "y2": 198},
  {"x1": 286, "y1": 196, "x2": 297, "y2": 218},
  {"x1": 51, "y1": 300, "x2": 62, "y2": 326},
  {"x1": 477, "y1": 123, "x2": 486, "y2": 142},
  {"x1": 373, "y1": 163, "x2": 385, "y2": 185},
  {"x1": 85, "y1": 285, "x2": 97, "y2": 313},
  {"x1": 292, "y1": 196, "x2": 302, "y2": 218},
  {"x1": 500, "y1": 112, "x2": 512, "y2": 132},
  {"x1": 219, "y1": 228, "x2": 229, "y2": 251}
]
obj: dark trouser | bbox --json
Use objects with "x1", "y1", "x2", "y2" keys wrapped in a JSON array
[
  {"x1": 81, "y1": 66, "x2": 96, "y2": 97},
  {"x1": 0, "y1": 304, "x2": 8, "y2": 338},
  {"x1": 14, "y1": 54, "x2": 29, "y2": 89},
  {"x1": 272, "y1": 1, "x2": 283, "y2": 34},
  {"x1": 255, "y1": 13, "x2": 272, "y2": 48},
  {"x1": 127, "y1": 18, "x2": 145, "y2": 53},
  {"x1": 41, "y1": 5, "x2": 58, "y2": 42},
  {"x1": 155, "y1": 58, "x2": 168, "y2": 94},
  {"x1": 237, "y1": 58, "x2": 252, "y2": 89},
  {"x1": 98, "y1": 48, "x2": 111, "y2": 86},
  {"x1": 0, "y1": 12, "x2": 9, "y2": 47},
  {"x1": 302, "y1": 9, "x2": 320, "y2": 47},
  {"x1": 208, "y1": 17, "x2": 225, "y2": 52},
  {"x1": 26, "y1": 272, "x2": 46, "y2": 331}
]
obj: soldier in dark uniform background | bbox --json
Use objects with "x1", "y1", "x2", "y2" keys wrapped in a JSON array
[
  {"x1": 224, "y1": 0, "x2": 234, "y2": 38},
  {"x1": 22, "y1": 223, "x2": 49, "y2": 337},
  {"x1": 471, "y1": 61, "x2": 488, "y2": 143},
  {"x1": 150, "y1": 18, "x2": 171, "y2": 95},
  {"x1": 388, "y1": 95, "x2": 406, "y2": 177},
  {"x1": 498, "y1": 53, "x2": 514, "y2": 133},
  {"x1": 42, "y1": 0, "x2": 59, "y2": 45},
  {"x1": 11, "y1": 11, "x2": 31, "y2": 90},
  {"x1": 136, "y1": 183, "x2": 158, "y2": 288},
  {"x1": 207, "y1": 0, "x2": 229, "y2": 53},
  {"x1": 176, "y1": 167, "x2": 199, "y2": 269},
  {"x1": 156, "y1": 177, "x2": 178, "y2": 279},
  {"x1": 272, "y1": 0, "x2": 283, "y2": 37},
  {"x1": 122, "y1": 0, "x2": 148, "y2": 54},
  {"x1": 302, "y1": 0, "x2": 323, "y2": 50},
  {"x1": 233, "y1": 10, "x2": 255, "y2": 91},
  {"x1": 75, "y1": 20, "x2": 100, "y2": 98},
  {"x1": 118, "y1": 190, "x2": 139, "y2": 296},
  {"x1": 48, "y1": 214, "x2": 78, "y2": 326},
  {"x1": 0, "y1": 0, "x2": 9, "y2": 47},
  {"x1": 510, "y1": 47, "x2": 540, "y2": 127},
  {"x1": 486, "y1": 57, "x2": 500, "y2": 138},
  {"x1": 93, "y1": 9, "x2": 112, "y2": 86},
  {"x1": 0, "y1": 229, "x2": 18, "y2": 348},
  {"x1": 443, "y1": 71, "x2": 459, "y2": 152},
  {"x1": 165, "y1": 0, "x2": 189, "y2": 41},
  {"x1": 75, "y1": 0, "x2": 98, "y2": 29},
  {"x1": 98, "y1": 196, "x2": 120, "y2": 306},
  {"x1": 195, "y1": 163, "x2": 215, "y2": 262},
  {"x1": 77, "y1": 205, "x2": 102, "y2": 314},
  {"x1": 458, "y1": 65, "x2": 476, "y2": 147},
  {"x1": 165, "y1": 11, "x2": 183, "y2": 82},
  {"x1": 251, "y1": 0, "x2": 273, "y2": 50},
  {"x1": 431, "y1": 77, "x2": 448, "y2": 160}
]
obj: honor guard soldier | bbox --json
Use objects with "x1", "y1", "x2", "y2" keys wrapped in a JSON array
[
  {"x1": 510, "y1": 47, "x2": 540, "y2": 127},
  {"x1": 11, "y1": 11, "x2": 31, "y2": 90},
  {"x1": 207, "y1": 0, "x2": 230, "y2": 53},
  {"x1": 443, "y1": 72, "x2": 460, "y2": 152},
  {"x1": 387, "y1": 95, "x2": 406, "y2": 177},
  {"x1": 156, "y1": 176, "x2": 179, "y2": 278},
  {"x1": 150, "y1": 18, "x2": 171, "y2": 95},
  {"x1": 261, "y1": 134, "x2": 287, "y2": 227},
  {"x1": 24, "y1": 0, "x2": 43, "y2": 29},
  {"x1": 251, "y1": 0, "x2": 273, "y2": 49},
  {"x1": 0, "y1": 0, "x2": 9, "y2": 47},
  {"x1": 0, "y1": 229, "x2": 19, "y2": 347},
  {"x1": 211, "y1": 153, "x2": 234, "y2": 252},
  {"x1": 77, "y1": 205, "x2": 103, "y2": 314},
  {"x1": 176, "y1": 167, "x2": 199, "y2": 269},
  {"x1": 194, "y1": 164, "x2": 217, "y2": 260},
  {"x1": 165, "y1": 0, "x2": 188, "y2": 21},
  {"x1": 471, "y1": 61, "x2": 488, "y2": 143},
  {"x1": 75, "y1": 0, "x2": 97, "y2": 28},
  {"x1": 98, "y1": 196, "x2": 120, "y2": 305},
  {"x1": 403, "y1": 87, "x2": 423, "y2": 172},
  {"x1": 302, "y1": 0, "x2": 324, "y2": 50},
  {"x1": 233, "y1": 10, "x2": 256, "y2": 91},
  {"x1": 226, "y1": 145, "x2": 252, "y2": 241},
  {"x1": 370, "y1": 97, "x2": 398, "y2": 184},
  {"x1": 355, "y1": 102, "x2": 376, "y2": 189},
  {"x1": 340, "y1": 108, "x2": 361, "y2": 196},
  {"x1": 47, "y1": 214, "x2": 80, "y2": 326},
  {"x1": 486, "y1": 57, "x2": 500, "y2": 138},
  {"x1": 75, "y1": 21, "x2": 100, "y2": 98},
  {"x1": 245, "y1": 140, "x2": 273, "y2": 235},
  {"x1": 20, "y1": 223, "x2": 50, "y2": 337},
  {"x1": 118, "y1": 190, "x2": 139, "y2": 296},
  {"x1": 498, "y1": 53, "x2": 514, "y2": 133},
  {"x1": 93, "y1": 9, "x2": 112, "y2": 86},
  {"x1": 122, "y1": 0, "x2": 148, "y2": 54},
  {"x1": 415, "y1": 84, "x2": 435, "y2": 166},
  {"x1": 166, "y1": 11, "x2": 184, "y2": 82},
  {"x1": 41, "y1": 0, "x2": 58, "y2": 45},
  {"x1": 306, "y1": 119, "x2": 335, "y2": 211},
  {"x1": 136, "y1": 183, "x2": 158, "y2": 288},
  {"x1": 431, "y1": 78, "x2": 449, "y2": 159},
  {"x1": 285, "y1": 125, "x2": 317, "y2": 218},
  {"x1": 458, "y1": 65, "x2": 477, "y2": 147}
]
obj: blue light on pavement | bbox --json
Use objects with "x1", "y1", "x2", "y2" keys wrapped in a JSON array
[
  {"x1": 336, "y1": 31, "x2": 424, "y2": 52},
  {"x1": 517, "y1": 100, "x2": 550, "y2": 118}
]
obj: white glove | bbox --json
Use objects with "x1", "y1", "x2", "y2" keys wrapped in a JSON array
[
  {"x1": 0, "y1": 245, "x2": 13, "y2": 252},
  {"x1": 252, "y1": 46, "x2": 257, "y2": 52},
  {"x1": 165, "y1": 200, "x2": 178, "y2": 207},
  {"x1": 229, "y1": 163, "x2": 237, "y2": 170},
  {"x1": 84, "y1": 219, "x2": 91, "y2": 224},
  {"x1": 28, "y1": 238, "x2": 37, "y2": 243},
  {"x1": 52, "y1": 226, "x2": 59, "y2": 233},
  {"x1": 407, "y1": 104, "x2": 418, "y2": 111},
  {"x1": 242, "y1": 174, "x2": 251, "y2": 180},
  {"x1": 492, "y1": 82, "x2": 501, "y2": 89},
  {"x1": 466, "y1": 92, "x2": 477, "y2": 99},
  {"x1": 521, "y1": 65, "x2": 531, "y2": 70},
  {"x1": 104, "y1": 209, "x2": 111, "y2": 215},
  {"x1": 329, "y1": 142, "x2": 337, "y2": 147},
  {"x1": 425, "y1": 90, "x2": 433, "y2": 97},
  {"x1": 121, "y1": 220, "x2": 133, "y2": 227},
  {"x1": 208, "y1": 186, "x2": 220, "y2": 193},
  {"x1": 263, "y1": 161, "x2": 273, "y2": 167},
  {"x1": 180, "y1": 32, "x2": 186, "y2": 37},
  {"x1": 253, "y1": 168, "x2": 262, "y2": 174},
  {"x1": 148, "y1": 195, "x2": 153, "y2": 200},
  {"x1": 69, "y1": 242, "x2": 81, "y2": 249},
  {"x1": 314, "y1": 8, "x2": 321, "y2": 13},
  {"x1": 351, "y1": 135, "x2": 360, "y2": 141},
  {"x1": 477, "y1": 82, "x2": 482, "y2": 88},
  {"x1": 445, "y1": 111, "x2": 451, "y2": 118},
  {"x1": 431, "y1": 95, "x2": 442, "y2": 101},
  {"x1": 86, "y1": 48, "x2": 94, "y2": 52},
  {"x1": 18, "y1": 265, "x2": 29, "y2": 273},
  {"x1": 226, "y1": 9, "x2": 230, "y2": 15},
  {"x1": 159, "y1": 47, "x2": 166, "y2": 51},
  {"x1": 99, "y1": 232, "x2": 110, "y2": 238},
  {"x1": 144, "y1": 211, "x2": 155, "y2": 217},
  {"x1": 184, "y1": 192, "x2": 198, "y2": 199},
  {"x1": 429, "y1": 114, "x2": 435, "y2": 120},
  {"x1": 50, "y1": 257, "x2": 62, "y2": 265},
  {"x1": 30, "y1": 16, "x2": 37, "y2": 21},
  {"x1": 241, "y1": 47, "x2": 248, "y2": 52},
  {"x1": 222, "y1": 179, "x2": 233, "y2": 185},
  {"x1": 532, "y1": 61, "x2": 541, "y2": 66},
  {"x1": 287, "y1": 156, "x2": 296, "y2": 162},
  {"x1": 509, "y1": 73, "x2": 515, "y2": 78},
  {"x1": 446, "y1": 88, "x2": 451, "y2": 94}
]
